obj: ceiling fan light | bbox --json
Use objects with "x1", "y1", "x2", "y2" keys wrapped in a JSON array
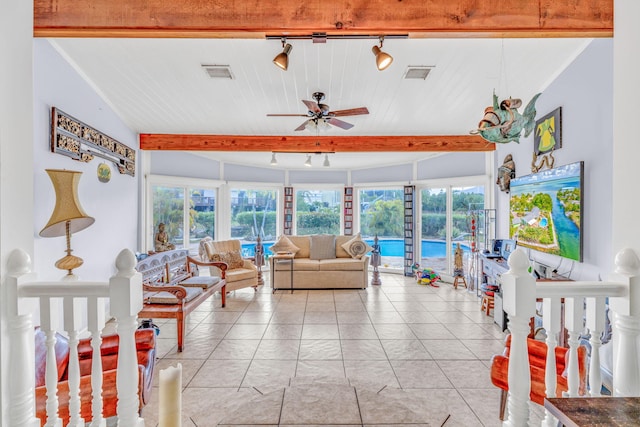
[
  {"x1": 305, "y1": 119, "x2": 318, "y2": 131},
  {"x1": 273, "y1": 43, "x2": 292, "y2": 71},
  {"x1": 372, "y1": 45, "x2": 393, "y2": 71},
  {"x1": 319, "y1": 119, "x2": 331, "y2": 130},
  {"x1": 323, "y1": 154, "x2": 330, "y2": 167},
  {"x1": 304, "y1": 154, "x2": 312, "y2": 167},
  {"x1": 270, "y1": 153, "x2": 278, "y2": 165}
]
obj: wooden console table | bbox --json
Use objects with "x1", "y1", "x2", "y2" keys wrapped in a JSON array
[{"x1": 545, "y1": 397, "x2": 640, "y2": 426}]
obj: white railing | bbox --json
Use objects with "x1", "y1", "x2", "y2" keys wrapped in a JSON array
[
  {"x1": 5, "y1": 248, "x2": 145, "y2": 427},
  {"x1": 501, "y1": 247, "x2": 640, "y2": 427}
]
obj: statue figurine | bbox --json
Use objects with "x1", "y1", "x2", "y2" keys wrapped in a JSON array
[
  {"x1": 454, "y1": 243, "x2": 464, "y2": 277},
  {"x1": 154, "y1": 223, "x2": 175, "y2": 252}
]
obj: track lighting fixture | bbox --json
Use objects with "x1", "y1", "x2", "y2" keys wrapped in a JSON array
[
  {"x1": 270, "y1": 153, "x2": 278, "y2": 165},
  {"x1": 304, "y1": 154, "x2": 312, "y2": 167},
  {"x1": 372, "y1": 36, "x2": 393, "y2": 71},
  {"x1": 323, "y1": 154, "x2": 330, "y2": 167},
  {"x1": 273, "y1": 38, "x2": 292, "y2": 71}
]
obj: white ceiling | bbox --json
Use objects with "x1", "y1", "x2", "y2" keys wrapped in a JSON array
[{"x1": 51, "y1": 37, "x2": 591, "y2": 170}]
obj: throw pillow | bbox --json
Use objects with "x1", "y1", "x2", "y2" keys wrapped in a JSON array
[
  {"x1": 309, "y1": 234, "x2": 337, "y2": 260},
  {"x1": 210, "y1": 251, "x2": 245, "y2": 269},
  {"x1": 341, "y1": 233, "x2": 373, "y2": 259},
  {"x1": 269, "y1": 234, "x2": 300, "y2": 255}
]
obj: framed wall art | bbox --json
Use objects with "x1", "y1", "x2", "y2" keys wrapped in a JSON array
[
  {"x1": 534, "y1": 107, "x2": 562, "y2": 155},
  {"x1": 50, "y1": 107, "x2": 135, "y2": 176}
]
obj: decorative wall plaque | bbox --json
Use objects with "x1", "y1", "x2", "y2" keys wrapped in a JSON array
[{"x1": 50, "y1": 107, "x2": 135, "y2": 176}]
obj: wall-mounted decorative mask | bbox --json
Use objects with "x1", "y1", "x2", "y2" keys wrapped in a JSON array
[{"x1": 497, "y1": 154, "x2": 516, "y2": 193}]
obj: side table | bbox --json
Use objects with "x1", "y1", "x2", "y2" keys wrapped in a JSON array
[{"x1": 272, "y1": 253, "x2": 294, "y2": 294}]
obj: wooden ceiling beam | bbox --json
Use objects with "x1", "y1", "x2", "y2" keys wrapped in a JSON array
[
  {"x1": 34, "y1": 0, "x2": 612, "y2": 38},
  {"x1": 139, "y1": 134, "x2": 495, "y2": 153}
]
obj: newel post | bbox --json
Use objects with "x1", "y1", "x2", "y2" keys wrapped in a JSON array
[
  {"x1": 501, "y1": 248, "x2": 536, "y2": 427},
  {"x1": 6, "y1": 249, "x2": 41, "y2": 427},
  {"x1": 109, "y1": 249, "x2": 145, "y2": 427},
  {"x1": 608, "y1": 248, "x2": 640, "y2": 396}
]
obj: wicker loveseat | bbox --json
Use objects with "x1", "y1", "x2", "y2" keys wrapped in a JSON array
[
  {"x1": 269, "y1": 234, "x2": 370, "y2": 290},
  {"x1": 199, "y1": 237, "x2": 261, "y2": 292}
]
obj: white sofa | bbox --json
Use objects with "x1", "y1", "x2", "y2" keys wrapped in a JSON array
[{"x1": 269, "y1": 235, "x2": 369, "y2": 290}]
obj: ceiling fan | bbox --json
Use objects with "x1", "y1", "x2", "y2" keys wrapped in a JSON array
[{"x1": 267, "y1": 92, "x2": 369, "y2": 131}]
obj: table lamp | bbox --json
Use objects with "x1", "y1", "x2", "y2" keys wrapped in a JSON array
[{"x1": 39, "y1": 169, "x2": 95, "y2": 277}]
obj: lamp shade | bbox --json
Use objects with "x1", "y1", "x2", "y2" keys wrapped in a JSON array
[
  {"x1": 39, "y1": 169, "x2": 95, "y2": 238},
  {"x1": 372, "y1": 45, "x2": 393, "y2": 71},
  {"x1": 273, "y1": 43, "x2": 292, "y2": 70}
]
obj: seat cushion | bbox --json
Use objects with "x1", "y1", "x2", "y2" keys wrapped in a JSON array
[
  {"x1": 341, "y1": 233, "x2": 373, "y2": 259},
  {"x1": 310, "y1": 234, "x2": 337, "y2": 260},
  {"x1": 318, "y1": 258, "x2": 365, "y2": 271},
  {"x1": 179, "y1": 276, "x2": 221, "y2": 289},
  {"x1": 226, "y1": 268, "x2": 257, "y2": 282},
  {"x1": 146, "y1": 287, "x2": 203, "y2": 304},
  {"x1": 269, "y1": 235, "x2": 300, "y2": 256}
]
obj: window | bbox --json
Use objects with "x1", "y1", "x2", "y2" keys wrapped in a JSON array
[
  {"x1": 359, "y1": 188, "x2": 404, "y2": 270},
  {"x1": 230, "y1": 188, "x2": 277, "y2": 242},
  {"x1": 420, "y1": 187, "x2": 447, "y2": 273},
  {"x1": 189, "y1": 188, "x2": 216, "y2": 251},
  {"x1": 295, "y1": 189, "x2": 341, "y2": 235},
  {"x1": 418, "y1": 184, "x2": 485, "y2": 275},
  {"x1": 452, "y1": 186, "x2": 485, "y2": 273},
  {"x1": 152, "y1": 185, "x2": 185, "y2": 249},
  {"x1": 150, "y1": 182, "x2": 217, "y2": 252}
]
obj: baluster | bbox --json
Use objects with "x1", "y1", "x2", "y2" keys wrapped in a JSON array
[
  {"x1": 586, "y1": 296, "x2": 606, "y2": 396},
  {"x1": 500, "y1": 248, "x2": 536, "y2": 427},
  {"x1": 88, "y1": 296, "x2": 107, "y2": 427},
  {"x1": 6, "y1": 249, "x2": 40, "y2": 427},
  {"x1": 564, "y1": 297, "x2": 583, "y2": 397},
  {"x1": 40, "y1": 297, "x2": 62, "y2": 427},
  {"x1": 609, "y1": 248, "x2": 640, "y2": 396},
  {"x1": 541, "y1": 297, "x2": 561, "y2": 426},
  {"x1": 64, "y1": 296, "x2": 84, "y2": 427},
  {"x1": 110, "y1": 249, "x2": 145, "y2": 427}
]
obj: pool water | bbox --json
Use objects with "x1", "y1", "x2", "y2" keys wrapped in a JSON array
[
  {"x1": 539, "y1": 218, "x2": 548, "y2": 227},
  {"x1": 242, "y1": 238, "x2": 469, "y2": 258}
]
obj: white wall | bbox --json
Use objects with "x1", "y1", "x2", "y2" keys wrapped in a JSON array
[
  {"x1": 495, "y1": 39, "x2": 613, "y2": 281},
  {"x1": 1, "y1": 1, "x2": 35, "y2": 423},
  {"x1": 33, "y1": 40, "x2": 139, "y2": 280}
]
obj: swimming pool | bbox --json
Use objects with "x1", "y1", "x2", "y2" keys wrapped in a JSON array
[{"x1": 241, "y1": 238, "x2": 470, "y2": 258}]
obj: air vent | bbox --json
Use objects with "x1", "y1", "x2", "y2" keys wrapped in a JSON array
[
  {"x1": 403, "y1": 66, "x2": 433, "y2": 80},
  {"x1": 201, "y1": 64, "x2": 234, "y2": 79}
]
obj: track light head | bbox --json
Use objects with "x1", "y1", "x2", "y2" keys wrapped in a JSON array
[
  {"x1": 323, "y1": 154, "x2": 330, "y2": 167},
  {"x1": 372, "y1": 37, "x2": 393, "y2": 71},
  {"x1": 270, "y1": 153, "x2": 278, "y2": 165},
  {"x1": 304, "y1": 154, "x2": 312, "y2": 167},
  {"x1": 273, "y1": 40, "x2": 292, "y2": 71}
]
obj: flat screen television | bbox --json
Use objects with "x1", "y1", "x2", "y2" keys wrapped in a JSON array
[{"x1": 509, "y1": 161, "x2": 583, "y2": 262}]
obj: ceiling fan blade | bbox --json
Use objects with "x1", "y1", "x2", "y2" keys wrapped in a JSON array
[
  {"x1": 302, "y1": 100, "x2": 321, "y2": 114},
  {"x1": 294, "y1": 120, "x2": 310, "y2": 131},
  {"x1": 329, "y1": 107, "x2": 370, "y2": 117},
  {"x1": 267, "y1": 114, "x2": 309, "y2": 117},
  {"x1": 327, "y1": 117, "x2": 354, "y2": 130}
]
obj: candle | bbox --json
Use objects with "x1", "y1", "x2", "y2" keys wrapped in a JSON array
[{"x1": 159, "y1": 363, "x2": 182, "y2": 427}]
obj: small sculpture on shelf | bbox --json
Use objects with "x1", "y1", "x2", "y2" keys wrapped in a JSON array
[{"x1": 154, "y1": 223, "x2": 176, "y2": 252}]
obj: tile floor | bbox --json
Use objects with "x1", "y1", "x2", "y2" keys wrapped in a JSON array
[{"x1": 139, "y1": 273, "x2": 546, "y2": 426}]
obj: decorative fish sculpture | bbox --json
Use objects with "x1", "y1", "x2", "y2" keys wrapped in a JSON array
[{"x1": 472, "y1": 92, "x2": 541, "y2": 144}]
